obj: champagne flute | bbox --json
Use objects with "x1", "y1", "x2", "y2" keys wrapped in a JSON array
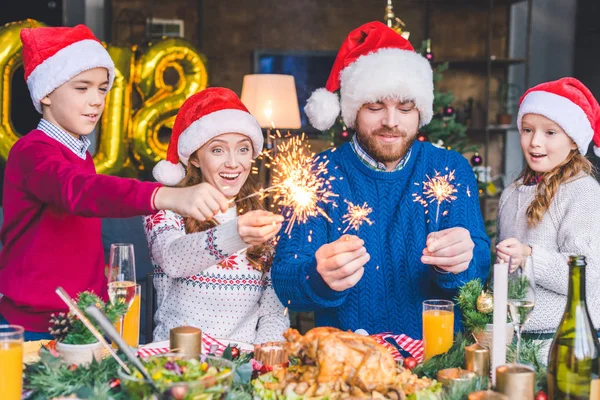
[
  {"x1": 507, "y1": 255, "x2": 536, "y2": 363},
  {"x1": 107, "y1": 243, "x2": 136, "y2": 337}
]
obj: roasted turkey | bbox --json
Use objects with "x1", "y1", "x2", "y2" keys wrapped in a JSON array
[{"x1": 284, "y1": 327, "x2": 397, "y2": 393}]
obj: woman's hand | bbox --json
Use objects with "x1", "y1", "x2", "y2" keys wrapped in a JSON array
[{"x1": 238, "y1": 210, "x2": 284, "y2": 245}]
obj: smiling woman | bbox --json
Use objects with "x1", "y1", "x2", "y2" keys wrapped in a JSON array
[
  {"x1": 144, "y1": 87, "x2": 290, "y2": 344},
  {"x1": 190, "y1": 134, "x2": 253, "y2": 199}
]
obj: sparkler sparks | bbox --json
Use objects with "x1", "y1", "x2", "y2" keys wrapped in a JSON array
[
  {"x1": 272, "y1": 134, "x2": 337, "y2": 236},
  {"x1": 413, "y1": 169, "x2": 458, "y2": 224},
  {"x1": 234, "y1": 133, "x2": 337, "y2": 237},
  {"x1": 342, "y1": 200, "x2": 374, "y2": 233}
]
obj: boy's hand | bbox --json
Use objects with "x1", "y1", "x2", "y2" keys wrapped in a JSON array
[
  {"x1": 237, "y1": 210, "x2": 284, "y2": 245},
  {"x1": 316, "y1": 235, "x2": 370, "y2": 292},
  {"x1": 154, "y1": 183, "x2": 229, "y2": 221}
]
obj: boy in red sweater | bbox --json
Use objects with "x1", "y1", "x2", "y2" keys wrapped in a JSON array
[{"x1": 0, "y1": 25, "x2": 229, "y2": 340}]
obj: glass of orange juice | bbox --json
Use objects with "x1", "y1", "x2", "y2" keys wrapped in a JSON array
[
  {"x1": 422, "y1": 299, "x2": 454, "y2": 360},
  {"x1": 0, "y1": 324, "x2": 24, "y2": 400},
  {"x1": 113, "y1": 283, "x2": 141, "y2": 349}
]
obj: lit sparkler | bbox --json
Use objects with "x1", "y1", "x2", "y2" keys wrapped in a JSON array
[
  {"x1": 413, "y1": 169, "x2": 458, "y2": 226},
  {"x1": 234, "y1": 133, "x2": 337, "y2": 237},
  {"x1": 342, "y1": 200, "x2": 374, "y2": 233},
  {"x1": 271, "y1": 134, "x2": 337, "y2": 236}
]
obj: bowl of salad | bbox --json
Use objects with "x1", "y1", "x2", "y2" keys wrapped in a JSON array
[{"x1": 118, "y1": 354, "x2": 235, "y2": 399}]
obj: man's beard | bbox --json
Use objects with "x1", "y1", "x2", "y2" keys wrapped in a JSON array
[{"x1": 355, "y1": 123, "x2": 417, "y2": 164}]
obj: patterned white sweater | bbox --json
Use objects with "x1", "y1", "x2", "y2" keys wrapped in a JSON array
[
  {"x1": 497, "y1": 174, "x2": 600, "y2": 333},
  {"x1": 143, "y1": 207, "x2": 290, "y2": 343}
]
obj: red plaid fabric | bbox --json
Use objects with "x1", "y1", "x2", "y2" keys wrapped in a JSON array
[
  {"x1": 370, "y1": 332, "x2": 424, "y2": 363},
  {"x1": 137, "y1": 333, "x2": 226, "y2": 358}
]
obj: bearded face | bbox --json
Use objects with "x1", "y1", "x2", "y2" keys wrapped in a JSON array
[{"x1": 354, "y1": 99, "x2": 420, "y2": 168}]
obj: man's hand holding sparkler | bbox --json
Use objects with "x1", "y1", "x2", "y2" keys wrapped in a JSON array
[
  {"x1": 315, "y1": 235, "x2": 370, "y2": 291},
  {"x1": 238, "y1": 210, "x2": 284, "y2": 246},
  {"x1": 421, "y1": 227, "x2": 474, "y2": 274}
]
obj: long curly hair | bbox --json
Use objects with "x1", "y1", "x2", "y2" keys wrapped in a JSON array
[
  {"x1": 178, "y1": 154, "x2": 273, "y2": 271},
  {"x1": 519, "y1": 149, "x2": 593, "y2": 227}
]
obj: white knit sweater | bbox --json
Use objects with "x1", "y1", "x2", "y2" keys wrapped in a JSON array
[
  {"x1": 143, "y1": 207, "x2": 290, "y2": 343},
  {"x1": 497, "y1": 174, "x2": 600, "y2": 333}
]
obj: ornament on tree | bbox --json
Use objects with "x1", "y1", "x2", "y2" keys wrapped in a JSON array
[
  {"x1": 417, "y1": 131, "x2": 429, "y2": 142},
  {"x1": 470, "y1": 152, "x2": 483, "y2": 166},
  {"x1": 424, "y1": 38, "x2": 434, "y2": 62},
  {"x1": 48, "y1": 312, "x2": 72, "y2": 341},
  {"x1": 443, "y1": 105, "x2": 454, "y2": 117},
  {"x1": 476, "y1": 291, "x2": 494, "y2": 314}
]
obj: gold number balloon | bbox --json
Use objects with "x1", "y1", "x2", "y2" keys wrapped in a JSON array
[
  {"x1": 0, "y1": 19, "x2": 45, "y2": 162},
  {"x1": 0, "y1": 21, "x2": 208, "y2": 175},
  {"x1": 130, "y1": 38, "x2": 208, "y2": 169},
  {"x1": 93, "y1": 45, "x2": 135, "y2": 176}
]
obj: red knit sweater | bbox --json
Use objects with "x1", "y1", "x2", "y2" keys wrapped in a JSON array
[{"x1": 0, "y1": 130, "x2": 161, "y2": 332}]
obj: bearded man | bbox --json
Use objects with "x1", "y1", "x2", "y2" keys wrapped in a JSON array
[{"x1": 271, "y1": 21, "x2": 490, "y2": 339}]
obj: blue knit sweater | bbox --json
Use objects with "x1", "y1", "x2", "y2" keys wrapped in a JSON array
[{"x1": 271, "y1": 141, "x2": 490, "y2": 339}]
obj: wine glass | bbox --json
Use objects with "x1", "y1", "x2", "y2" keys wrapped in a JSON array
[
  {"x1": 107, "y1": 243, "x2": 136, "y2": 337},
  {"x1": 507, "y1": 256, "x2": 536, "y2": 363}
]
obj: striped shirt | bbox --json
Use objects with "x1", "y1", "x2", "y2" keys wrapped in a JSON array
[
  {"x1": 37, "y1": 119, "x2": 91, "y2": 160},
  {"x1": 349, "y1": 134, "x2": 411, "y2": 172}
]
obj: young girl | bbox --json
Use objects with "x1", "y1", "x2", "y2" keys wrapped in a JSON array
[
  {"x1": 144, "y1": 87, "x2": 289, "y2": 343},
  {"x1": 496, "y1": 77, "x2": 600, "y2": 355}
]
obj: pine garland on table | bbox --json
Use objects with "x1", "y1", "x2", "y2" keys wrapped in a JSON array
[{"x1": 24, "y1": 348, "x2": 126, "y2": 400}]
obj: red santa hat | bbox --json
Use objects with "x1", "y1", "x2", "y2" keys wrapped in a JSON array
[
  {"x1": 305, "y1": 21, "x2": 433, "y2": 131},
  {"x1": 20, "y1": 24, "x2": 115, "y2": 114},
  {"x1": 153, "y1": 87, "x2": 264, "y2": 186},
  {"x1": 517, "y1": 77, "x2": 600, "y2": 157}
]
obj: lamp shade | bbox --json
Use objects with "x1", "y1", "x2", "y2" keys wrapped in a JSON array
[{"x1": 240, "y1": 74, "x2": 301, "y2": 129}]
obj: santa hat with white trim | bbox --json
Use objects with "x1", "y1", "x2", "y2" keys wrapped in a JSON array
[
  {"x1": 153, "y1": 87, "x2": 264, "y2": 186},
  {"x1": 517, "y1": 77, "x2": 600, "y2": 157},
  {"x1": 20, "y1": 24, "x2": 115, "y2": 114},
  {"x1": 304, "y1": 21, "x2": 433, "y2": 131}
]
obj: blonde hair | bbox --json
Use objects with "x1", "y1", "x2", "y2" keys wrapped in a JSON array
[
  {"x1": 519, "y1": 149, "x2": 593, "y2": 227},
  {"x1": 178, "y1": 154, "x2": 273, "y2": 271}
]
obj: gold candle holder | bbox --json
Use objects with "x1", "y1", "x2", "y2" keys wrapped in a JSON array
[
  {"x1": 468, "y1": 390, "x2": 508, "y2": 400},
  {"x1": 169, "y1": 326, "x2": 202, "y2": 359},
  {"x1": 495, "y1": 364, "x2": 535, "y2": 400},
  {"x1": 465, "y1": 343, "x2": 490, "y2": 377},
  {"x1": 436, "y1": 368, "x2": 477, "y2": 387}
]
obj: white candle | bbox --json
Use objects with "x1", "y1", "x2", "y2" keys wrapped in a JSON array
[{"x1": 492, "y1": 261, "x2": 508, "y2": 385}]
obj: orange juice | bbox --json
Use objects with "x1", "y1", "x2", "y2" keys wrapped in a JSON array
[
  {"x1": 114, "y1": 292, "x2": 140, "y2": 348},
  {"x1": 423, "y1": 309, "x2": 454, "y2": 360},
  {"x1": 0, "y1": 340, "x2": 23, "y2": 400}
]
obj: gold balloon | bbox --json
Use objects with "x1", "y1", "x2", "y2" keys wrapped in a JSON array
[
  {"x1": 130, "y1": 38, "x2": 208, "y2": 169},
  {"x1": 93, "y1": 44, "x2": 135, "y2": 176},
  {"x1": 0, "y1": 19, "x2": 45, "y2": 163}
]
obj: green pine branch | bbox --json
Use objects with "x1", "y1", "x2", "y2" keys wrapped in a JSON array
[{"x1": 62, "y1": 291, "x2": 127, "y2": 345}]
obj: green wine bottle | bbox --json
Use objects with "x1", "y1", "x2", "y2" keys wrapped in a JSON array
[{"x1": 548, "y1": 255, "x2": 600, "y2": 399}]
